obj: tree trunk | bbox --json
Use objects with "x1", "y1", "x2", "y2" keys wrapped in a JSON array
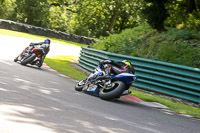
[
  {"x1": 108, "y1": 4, "x2": 120, "y2": 33},
  {"x1": 186, "y1": 0, "x2": 196, "y2": 12},
  {"x1": 195, "y1": 0, "x2": 200, "y2": 9}
]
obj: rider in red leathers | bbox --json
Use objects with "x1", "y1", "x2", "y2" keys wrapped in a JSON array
[{"x1": 14, "y1": 39, "x2": 50, "y2": 67}]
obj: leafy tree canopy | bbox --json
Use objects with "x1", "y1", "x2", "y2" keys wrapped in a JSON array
[{"x1": 0, "y1": 0, "x2": 200, "y2": 37}]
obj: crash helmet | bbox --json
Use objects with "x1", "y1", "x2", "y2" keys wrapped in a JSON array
[
  {"x1": 122, "y1": 60, "x2": 131, "y2": 66},
  {"x1": 122, "y1": 60, "x2": 135, "y2": 74},
  {"x1": 44, "y1": 39, "x2": 51, "y2": 44}
]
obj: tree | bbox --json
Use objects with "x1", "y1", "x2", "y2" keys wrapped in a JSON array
[
  {"x1": 1, "y1": 0, "x2": 144, "y2": 37},
  {"x1": 166, "y1": 0, "x2": 200, "y2": 30},
  {"x1": 186, "y1": 0, "x2": 196, "y2": 12},
  {"x1": 0, "y1": 0, "x2": 14, "y2": 19},
  {"x1": 61, "y1": 0, "x2": 143, "y2": 37},
  {"x1": 142, "y1": 0, "x2": 169, "y2": 31},
  {"x1": 12, "y1": 0, "x2": 50, "y2": 28},
  {"x1": 186, "y1": 0, "x2": 200, "y2": 12},
  {"x1": 0, "y1": 0, "x2": 5, "y2": 4}
]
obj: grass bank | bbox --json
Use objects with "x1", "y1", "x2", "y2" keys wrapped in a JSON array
[
  {"x1": 44, "y1": 56, "x2": 87, "y2": 81},
  {"x1": 130, "y1": 88, "x2": 200, "y2": 118},
  {"x1": 0, "y1": 28, "x2": 85, "y2": 47}
]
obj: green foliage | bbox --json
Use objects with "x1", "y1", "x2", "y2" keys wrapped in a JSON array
[
  {"x1": 166, "y1": 0, "x2": 200, "y2": 30},
  {"x1": 91, "y1": 24, "x2": 153, "y2": 54},
  {"x1": 165, "y1": 28, "x2": 199, "y2": 40},
  {"x1": 0, "y1": 0, "x2": 200, "y2": 42},
  {"x1": 0, "y1": 0, "x2": 145, "y2": 37},
  {"x1": 68, "y1": 0, "x2": 144, "y2": 37},
  {"x1": 0, "y1": 0, "x2": 14, "y2": 18},
  {"x1": 157, "y1": 42, "x2": 200, "y2": 67},
  {"x1": 155, "y1": 29, "x2": 200, "y2": 67},
  {"x1": 11, "y1": 0, "x2": 50, "y2": 28},
  {"x1": 185, "y1": 11, "x2": 200, "y2": 30},
  {"x1": 91, "y1": 25, "x2": 200, "y2": 68}
]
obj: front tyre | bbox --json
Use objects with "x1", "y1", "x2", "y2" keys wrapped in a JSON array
[
  {"x1": 99, "y1": 81, "x2": 125, "y2": 100},
  {"x1": 21, "y1": 54, "x2": 36, "y2": 65},
  {"x1": 14, "y1": 56, "x2": 19, "y2": 62},
  {"x1": 75, "y1": 79, "x2": 87, "y2": 91}
]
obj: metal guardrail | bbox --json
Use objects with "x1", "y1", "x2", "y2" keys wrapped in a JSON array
[{"x1": 78, "y1": 47, "x2": 200, "y2": 104}]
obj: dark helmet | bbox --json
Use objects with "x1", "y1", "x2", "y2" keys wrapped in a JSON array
[
  {"x1": 122, "y1": 60, "x2": 135, "y2": 74},
  {"x1": 44, "y1": 39, "x2": 51, "y2": 44}
]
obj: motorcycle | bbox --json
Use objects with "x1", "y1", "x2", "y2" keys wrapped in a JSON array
[
  {"x1": 75, "y1": 65, "x2": 138, "y2": 100},
  {"x1": 14, "y1": 44, "x2": 45, "y2": 67}
]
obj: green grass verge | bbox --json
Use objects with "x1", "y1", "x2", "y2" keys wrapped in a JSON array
[
  {"x1": 129, "y1": 88, "x2": 200, "y2": 118},
  {"x1": 44, "y1": 56, "x2": 87, "y2": 81},
  {"x1": 45, "y1": 55, "x2": 200, "y2": 118},
  {"x1": 0, "y1": 28, "x2": 86, "y2": 47}
]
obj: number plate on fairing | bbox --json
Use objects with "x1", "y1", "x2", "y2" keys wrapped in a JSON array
[{"x1": 87, "y1": 84, "x2": 98, "y2": 91}]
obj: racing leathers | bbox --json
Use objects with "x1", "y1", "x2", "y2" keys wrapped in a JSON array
[
  {"x1": 14, "y1": 41, "x2": 50, "y2": 67},
  {"x1": 99, "y1": 60, "x2": 135, "y2": 78},
  {"x1": 30, "y1": 42, "x2": 50, "y2": 67}
]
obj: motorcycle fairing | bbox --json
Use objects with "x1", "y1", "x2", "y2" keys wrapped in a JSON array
[
  {"x1": 82, "y1": 83, "x2": 99, "y2": 95},
  {"x1": 111, "y1": 73, "x2": 138, "y2": 85}
]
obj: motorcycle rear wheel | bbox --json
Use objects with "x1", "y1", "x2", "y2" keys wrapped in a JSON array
[
  {"x1": 99, "y1": 81, "x2": 125, "y2": 100},
  {"x1": 21, "y1": 54, "x2": 37, "y2": 65}
]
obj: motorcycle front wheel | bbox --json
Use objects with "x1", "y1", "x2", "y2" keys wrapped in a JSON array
[
  {"x1": 75, "y1": 79, "x2": 87, "y2": 91},
  {"x1": 21, "y1": 53, "x2": 37, "y2": 65},
  {"x1": 99, "y1": 81, "x2": 125, "y2": 100}
]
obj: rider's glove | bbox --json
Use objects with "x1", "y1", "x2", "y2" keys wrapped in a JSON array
[
  {"x1": 99, "y1": 61, "x2": 103, "y2": 66},
  {"x1": 39, "y1": 42, "x2": 44, "y2": 45},
  {"x1": 99, "y1": 64, "x2": 104, "y2": 69},
  {"x1": 103, "y1": 60, "x2": 112, "y2": 64},
  {"x1": 29, "y1": 43, "x2": 33, "y2": 46},
  {"x1": 99, "y1": 60, "x2": 112, "y2": 66}
]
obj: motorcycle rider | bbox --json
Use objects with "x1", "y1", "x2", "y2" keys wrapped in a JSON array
[
  {"x1": 14, "y1": 39, "x2": 51, "y2": 67},
  {"x1": 99, "y1": 59, "x2": 135, "y2": 77}
]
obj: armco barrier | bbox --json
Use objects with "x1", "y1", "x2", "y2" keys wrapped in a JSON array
[{"x1": 79, "y1": 47, "x2": 200, "y2": 104}]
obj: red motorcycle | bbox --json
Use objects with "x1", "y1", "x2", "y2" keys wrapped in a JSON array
[{"x1": 14, "y1": 44, "x2": 45, "y2": 67}]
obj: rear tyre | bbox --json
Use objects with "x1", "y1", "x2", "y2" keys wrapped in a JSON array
[
  {"x1": 21, "y1": 54, "x2": 37, "y2": 65},
  {"x1": 99, "y1": 81, "x2": 125, "y2": 100}
]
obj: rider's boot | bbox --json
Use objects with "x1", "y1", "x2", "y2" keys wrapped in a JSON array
[
  {"x1": 31, "y1": 60, "x2": 42, "y2": 67},
  {"x1": 31, "y1": 57, "x2": 41, "y2": 65},
  {"x1": 36, "y1": 61, "x2": 42, "y2": 67}
]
